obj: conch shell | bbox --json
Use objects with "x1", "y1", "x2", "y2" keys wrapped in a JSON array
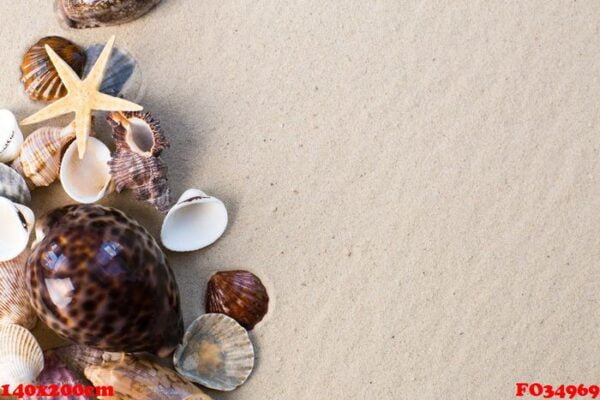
[
  {"x1": 0, "y1": 324, "x2": 44, "y2": 391},
  {"x1": 55, "y1": 0, "x2": 162, "y2": 29},
  {"x1": 0, "y1": 250, "x2": 37, "y2": 329},
  {"x1": 20, "y1": 36, "x2": 86, "y2": 102},
  {"x1": 107, "y1": 111, "x2": 171, "y2": 213},
  {"x1": 13, "y1": 123, "x2": 76, "y2": 187}
]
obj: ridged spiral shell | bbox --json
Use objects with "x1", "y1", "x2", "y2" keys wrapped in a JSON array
[
  {"x1": 20, "y1": 36, "x2": 86, "y2": 102},
  {"x1": 0, "y1": 251, "x2": 37, "y2": 329}
]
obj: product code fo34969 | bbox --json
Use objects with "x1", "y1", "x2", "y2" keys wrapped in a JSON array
[
  {"x1": 516, "y1": 383, "x2": 600, "y2": 398},
  {"x1": 1, "y1": 384, "x2": 114, "y2": 398}
]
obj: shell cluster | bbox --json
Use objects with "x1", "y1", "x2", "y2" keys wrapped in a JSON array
[{"x1": 2, "y1": 21, "x2": 271, "y2": 398}]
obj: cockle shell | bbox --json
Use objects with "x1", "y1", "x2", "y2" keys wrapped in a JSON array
[
  {"x1": 0, "y1": 197, "x2": 34, "y2": 262},
  {"x1": 0, "y1": 109, "x2": 24, "y2": 163},
  {"x1": 173, "y1": 313, "x2": 255, "y2": 391},
  {"x1": 206, "y1": 270, "x2": 269, "y2": 330},
  {"x1": 14, "y1": 123, "x2": 76, "y2": 187},
  {"x1": 25, "y1": 352, "x2": 95, "y2": 400},
  {"x1": 107, "y1": 111, "x2": 171, "y2": 213},
  {"x1": 0, "y1": 163, "x2": 31, "y2": 205},
  {"x1": 60, "y1": 137, "x2": 112, "y2": 203},
  {"x1": 85, "y1": 353, "x2": 213, "y2": 400},
  {"x1": 55, "y1": 0, "x2": 162, "y2": 29},
  {"x1": 20, "y1": 36, "x2": 87, "y2": 102},
  {"x1": 27, "y1": 204, "x2": 183, "y2": 356},
  {"x1": 0, "y1": 251, "x2": 37, "y2": 329},
  {"x1": 0, "y1": 324, "x2": 44, "y2": 390},
  {"x1": 161, "y1": 189, "x2": 228, "y2": 252},
  {"x1": 84, "y1": 45, "x2": 144, "y2": 102}
]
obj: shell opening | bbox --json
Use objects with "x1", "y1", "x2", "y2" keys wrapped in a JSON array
[{"x1": 128, "y1": 118, "x2": 155, "y2": 155}]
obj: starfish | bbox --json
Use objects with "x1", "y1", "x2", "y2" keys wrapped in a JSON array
[{"x1": 21, "y1": 36, "x2": 143, "y2": 158}]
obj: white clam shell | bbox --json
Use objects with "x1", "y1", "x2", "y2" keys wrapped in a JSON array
[
  {"x1": 0, "y1": 197, "x2": 34, "y2": 262},
  {"x1": 0, "y1": 163, "x2": 31, "y2": 205},
  {"x1": 161, "y1": 189, "x2": 228, "y2": 252},
  {"x1": 0, "y1": 109, "x2": 24, "y2": 163},
  {"x1": 0, "y1": 323, "x2": 44, "y2": 391},
  {"x1": 60, "y1": 137, "x2": 112, "y2": 204},
  {"x1": 173, "y1": 313, "x2": 254, "y2": 391}
]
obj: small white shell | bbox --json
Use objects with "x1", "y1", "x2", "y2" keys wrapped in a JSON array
[
  {"x1": 0, "y1": 323, "x2": 44, "y2": 391},
  {"x1": 60, "y1": 137, "x2": 112, "y2": 203},
  {"x1": 173, "y1": 313, "x2": 254, "y2": 391},
  {"x1": 161, "y1": 189, "x2": 228, "y2": 252},
  {"x1": 0, "y1": 197, "x2": 34, "y2": 262},
  {"x1": 0, "y1": 163, "x2": 31, "y2": 205},
  {"x1": 0, "y1": 110, "x2": 24, "y2": 163}
]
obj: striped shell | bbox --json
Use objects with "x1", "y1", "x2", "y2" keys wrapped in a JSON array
[
  {"x1": 55, "y1": 0, "x2": 162, "y2": 29},
  {"x1": 14, "y1": 123, "x2": 76, "y2": 187},
  {"x1": 85, "y1": 354, "x2": 213, "y2": 400},
  {"x1": 26, "y1": 352, "x2": 94, "y2": 400},
  {"x1": 0, "y1": 163, "x2": 31, "y2": 205},
  {"x1": 0, "y1": 251, "x2": 37, "y2": 329},
  {"x1": 206, "y1": 270, "x2": 269, "y2": 330},
  {"x1": 0, "y1": 324, "x2": 44, "y2": 390},
  {"x1": 173, "y1": 314, "x2": 255, "y2": 391},
  {"x1": 21, "y1": 36, "x2": 86, "y2": 102}
]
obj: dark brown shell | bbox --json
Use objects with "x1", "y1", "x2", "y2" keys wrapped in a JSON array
[
  {"x1": 55, "y1": 0, "x2": 162, "y2": 29},
  {"x1": 107, "y1": 111, "x2": 169, "y2": 156},
  {"x1": 26, "y1": 205, "x2": 183, "y2": 356},
  {"x1": 206, "y1": 271, "x2": 269, "y2": 330},
  {"x1": 20, "y1": 36, "x2": 86, "y2": 102}
]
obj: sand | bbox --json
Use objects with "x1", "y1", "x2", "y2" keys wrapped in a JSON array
[{"x1": 2, "y1": 1, "x2": 600, "y2": 399}]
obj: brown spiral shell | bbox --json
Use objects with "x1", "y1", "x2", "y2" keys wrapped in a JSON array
[
  {"x1": 55, "y1": 0, "x2": 162, "y2": 29},
  {"x1": 206, "y1": 270, "x2": 270, "y2": 330},
  {"x1": 20, "y1": 36, "x2": 86, "y2": 102}
]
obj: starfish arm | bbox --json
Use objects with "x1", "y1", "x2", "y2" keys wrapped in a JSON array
[
  {"x1": 45, "y1": 45, "x2": 80, "y2": 92},
  {"x1": 75, "y1": 108, "x2": 92, "y2": 159},
  {"x1": 84, "y1": 35, "x2": 116, "y2": 90},
  {"x1": 21, "y1": 96, "x2": 72, "y2": 125},
  {"x1": 92, "y1": 92, "x2": 143, "y2": 112}
]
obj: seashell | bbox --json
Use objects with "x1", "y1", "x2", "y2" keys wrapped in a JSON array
[
  {"x1": 84, "y1": 45, "x2": 144, "y2": 102},
  {"x1": 0, "y1": 197, "x2": 34, "y2": 262},
  {"x1": 55, "y1": 0, "x2": 162, "y2": 29},
  {"x1": 161, "y1": 189, "x2": 228, "y2": 252},
  {"x1": 20, "y1": 36, "x2": 87, "y2": 102},
  {"x1": 85, "y1": 353, "x2": 213, "y2": 400},
  {"x1": 60, "y1": 137, "x2": 112, "y2": 203},
  {"x1": 0, "y1": 324, "x2": 44, "y2": 390},
  {"x1": 206, "y1": 270, "x2": 269, "y2": 330},
  {"x1": 27, "y1": 204, "x2": 183, "y2": 356},
  {"x1": 50, "y1": 345, "x2": 105, "y2": 376},
  {"x1": 0, "y1": 163, "x2": 31, "y2": 205},
  {"x1": 0, "y1": 109, "x2": 24, "y2": 163},
  {"x1": 15, "y1": 123, "x2": 76, "y2": 187},
  {"x1": 25, "y1": 351, "x2": 94, "y2": 400},
  {"x1": 0, "y1": 251, "x2": 37, "y2": 329},
  {"x1": 107, "y1": 111, "x2": 168, "y2": 156},
  {"x1": 173, "y1": 313, "x2": 254, "y2": 391}
]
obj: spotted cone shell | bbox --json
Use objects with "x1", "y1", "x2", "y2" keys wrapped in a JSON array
[
  {"x1": 206, "y1": 270, "x2": 269, "y2": 330},
  {"x1": 85, "y1": 354, "x2": 213, "y2": 400},
  {"x1": 0, "y1": 251, "x2": 37, "y2": 329},
  {"x1": 21, "y1": 36, "x2": 86, "y2": 102},
  {"x1": 27, "y1": 204, "x2": 183, "y2": 356},
  {"x1": 14, "y1": 124, "x2": 76, "y2": 187}
]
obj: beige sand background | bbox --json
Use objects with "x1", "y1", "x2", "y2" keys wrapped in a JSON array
[{"x1": 2, "y1": 1, "x2": 600, "y2": 399}]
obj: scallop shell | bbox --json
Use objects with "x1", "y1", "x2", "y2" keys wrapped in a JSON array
[
  {"x1": 161, "y1": 189, "x2": 228, "y2": 252},
  {"x1": 173, "y1": 313, "x2": 255, "y2": 391},
  {"x1": 0, "y1": 109, "x2": 24, "y2": 163},
  {"x1": 25, "y1": 352, "x2": 94, "y2": 400},
  {"x1": 27, "y1": 205, "x2": 183, "y2": 356},
  {"x1": 84, "y1": 45, "x2": 144, "y2": 102},
  {"x1": 15, "y1": 123, "x2": 76, "y2": 187},
  {"x1": 0, "y1": 197, "x2": 34, "y2": 262},
  {"x1": 60, "y1": 137, "x2": 112, "y2": 203},
  {"x1": 55, "y1": 0, "x2": 162, "y2": 29},
  {"x1": 20, "y1": 36, "x2": 86, "y2": 102},
  {"x1": 0, "y1": 251, "x2": 37, "y2": 329},
  {"x1": 206, "y1": 270, "x2": 269, "y2": 330},
  {"x1": 0, "y1": 163, "x2": 31, "y2": 205},
  {"x1": 0, "y1": 324, "x2": 44, "y2": 390},
  {"x1": 85, "y1": 354, "x2": 213, "y2": 400}
]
